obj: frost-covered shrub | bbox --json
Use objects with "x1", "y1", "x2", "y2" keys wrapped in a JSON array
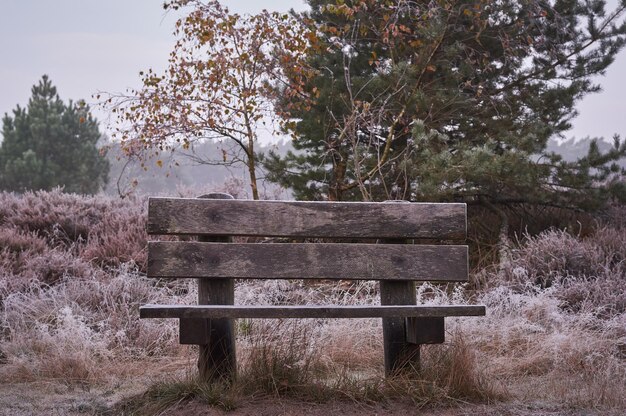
[
  {"x1": 501, "y1": 230, "x2": 605, "y2": 286},
  {"x1": 80, "y1": 198, "x2": 147, "y2": 270},
  {"x1": 497, "y1": 227, "x2": 626, "y2": 316},
  {"x1": 0, "y1": 189, "x2": 107, "y2": 245},
  {"x1": 0, "y1": 227, "x2": 47, "y2": 254},
  {"x1": 0, "y1": 190, "x2": 172, "y2": 382},
  {"x1": 1, "y1": 267, "x2": 184, "y2": 382},
  {"x1": 0, "y1": 242, "x2": 102, "y2": 298},
  {"x1": 468, "y1": 285, "x2": 626, "y2": 408},
  {"x1": 0, "y1": 189, "x2": 148, "y2": 268}
]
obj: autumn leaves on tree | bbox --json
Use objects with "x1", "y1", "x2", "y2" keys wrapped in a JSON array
[
  {"x1": 112, "y1": 0, "x2": 626, "y2": 216},
  {"x1": 110, "y1": 0, "x2": 314, "y2": 200}
]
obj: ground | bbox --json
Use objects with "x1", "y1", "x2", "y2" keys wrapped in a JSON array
[
  {"x1": 159, "y1": 399, "x2": 623, "y2": 416},
  {"x1": 0, "y1": 380, "x2": 623, "y2": 416}
]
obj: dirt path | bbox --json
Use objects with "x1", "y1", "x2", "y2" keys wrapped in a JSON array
[
  {"x1": 160, "y1": 398, "x2": 621, "y2": 416},
  {"x1": 0, "y1": 381, "x2": 623, "y2": 416}
]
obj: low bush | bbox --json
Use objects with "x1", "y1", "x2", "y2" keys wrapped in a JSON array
[{"x1": 497, "y1": 227, "x2": 626, "y2": 316}]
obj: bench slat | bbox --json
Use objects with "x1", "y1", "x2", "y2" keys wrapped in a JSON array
[
  {"x1": 148, "y1": 242, "x2": 469, "y2": 282},
  {"x1": 140, "y1": 304, "x2": 486, "y2": 319},
  {"x1": 148, "y1": 198, "x2": 466, "y2": 239}
]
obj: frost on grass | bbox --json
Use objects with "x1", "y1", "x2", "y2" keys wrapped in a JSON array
[
  {"x1": 0, "y1": 190, "x2": 182, "y2": 383},
  {"x1": 0, "y1": 266, "x2": 184, "y2": 382},
  {"x1": 0, "y1": 190, "x2": 624, "y2": 409},
  {"x1": 467, "y1": 224, "x2": 626, "y2": 408}
]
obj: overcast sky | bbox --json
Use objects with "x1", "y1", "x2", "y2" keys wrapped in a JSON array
[{"x1": 1, "y1": 0, "x2": 624, "y2": 143}]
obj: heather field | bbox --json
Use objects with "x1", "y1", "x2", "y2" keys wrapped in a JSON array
[{"x1": 0, "y1": 190, "x2": 625, "y2": 415}]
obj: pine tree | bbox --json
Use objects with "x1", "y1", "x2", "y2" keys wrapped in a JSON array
[
  {"x1": 0, "y1": 76, "x2": 109, "y2": 194},
  {"x1": 264, "y1": 0, "x2": 626, "y2": 209}
]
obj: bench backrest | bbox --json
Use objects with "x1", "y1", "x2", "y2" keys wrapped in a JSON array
[{"x1": 147, "y1": 197, "x2": 469, "y2": 283}]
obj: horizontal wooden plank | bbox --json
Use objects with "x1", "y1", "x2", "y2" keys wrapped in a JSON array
[
  {"x1": 140, "y1": 304, "x2": 486, "y2": 319},
  {"x1": 148, "y1": 198, "x2": 466, "y2": 239},
  {"x1": 148, "y1": 242, "x2": 469, "y2": 282}
]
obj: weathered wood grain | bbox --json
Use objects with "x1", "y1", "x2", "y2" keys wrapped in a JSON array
[
  {"x1": 179, "y1": 318, "x2": 209, "y2": 345},
  {"x1": 148, "y1": 242, "x2": 469, "y2": 282},
  {"x1": 140, "y1": 304, "x2": 486, "y2": 319},
  {"x1": 379, "y1": 234, "x2": 419, "y2": 375},
  {"x1": 196, "y1": 193, "x2": 236, "y2": 383},
  {"x1": 148, "y1": 198, "x2": 466, "y2": 239},
  {"x1": 406, "y1": 317, "x2": 445, "y2": 344}
]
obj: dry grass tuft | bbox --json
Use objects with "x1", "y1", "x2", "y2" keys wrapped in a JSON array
[
  {"x1": 115, "y1": 328, "x2": 501, "y2": 415},
  {"x1": 113, "y1": 377, "x2": 239, "y2": 415},
  {"x1": 234, "y1": 315, "x2": 502, "y2": 405},
  {"x1": 237, "y1": 320, "x2": 322, "y2": 396}
]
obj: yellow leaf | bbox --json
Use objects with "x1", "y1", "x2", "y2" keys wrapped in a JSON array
[{"x1": 156, "y1": 160, "x2": 163, "y2": 168}]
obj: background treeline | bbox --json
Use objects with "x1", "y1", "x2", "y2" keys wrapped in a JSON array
[{"x1": 103, "y1": 135, "x2": 626, "y2": 197}]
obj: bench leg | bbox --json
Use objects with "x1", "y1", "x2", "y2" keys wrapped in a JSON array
[
  {"x1": 380, "y1": 280, "x2": 420, "y2": 376},
  {"x1": 196, "y1": 193, "x2": 237, "y2": 383},
  {"x1": 406, "y1": 317, "x2": 445, "y2": 344},
  {"x1": 180, "y1": 318, "x2": 209, "y2": 344},
  {"x1": 197, "y1": 278, "x2": 236, "y2": 383},
  {"x1": 198, "y1": 317, "x2": 236, "y2": 383}
]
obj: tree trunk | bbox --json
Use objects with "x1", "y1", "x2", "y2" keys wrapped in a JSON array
[
  {"x1": 329, "y1": 149, "x2": 347, "y2": 201},
  {"x1": 244, "y1": 132, "x2": 259, "y2": 201},
  {"x1": 246, "y1": 147, "x2": 259, "y2": 201},
  {"x1": 481, "y1": 197, "x2": 511, "y2": 275}
]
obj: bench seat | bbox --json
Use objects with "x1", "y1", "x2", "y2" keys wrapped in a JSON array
[{"x1": 140, "y1": 304, "x2": 486, "y2": 319}]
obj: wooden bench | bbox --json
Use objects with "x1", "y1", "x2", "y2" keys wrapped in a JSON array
[{"x1": 140, "y1": 193, "x2": 485, "y2": 382}]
